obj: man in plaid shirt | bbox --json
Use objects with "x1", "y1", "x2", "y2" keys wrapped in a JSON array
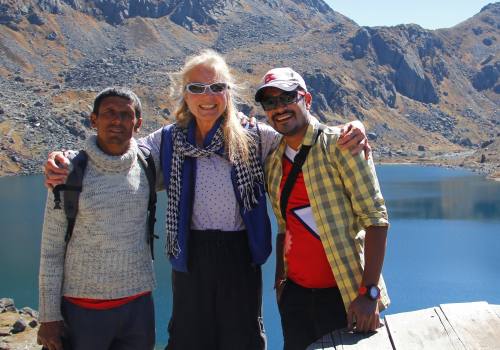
[{"x1": 255, "y1": 68, "x2": 390, "y2": 350}]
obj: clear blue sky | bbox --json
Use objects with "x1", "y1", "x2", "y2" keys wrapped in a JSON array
[{"x1": 325, "y1": 0, "x2": 494, "y2": 29}]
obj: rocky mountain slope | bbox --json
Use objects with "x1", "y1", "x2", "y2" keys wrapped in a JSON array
[{"x1": 0, "y1": 0, "x2": 498, "y2": 178}]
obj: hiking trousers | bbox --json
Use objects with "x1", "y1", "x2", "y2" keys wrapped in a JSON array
[
  {"x1": 166, "y1": 229, "x2": 266, "y2": 350},
  {"x1": 61, "y1": 293, "x2": 155, "y2": 350},
  {"x1": 278, "y1": 279, "x2": 347, "y2": 350}
]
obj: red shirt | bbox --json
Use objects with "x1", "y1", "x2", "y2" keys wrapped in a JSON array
[
  {"x1": 280, "y1": 147, "x2": 336, "y2": 289},
  {"x1": 64, "y1": 291, "x2": 151, "y2": 310}
]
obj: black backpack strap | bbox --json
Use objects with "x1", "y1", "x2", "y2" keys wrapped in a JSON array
[
  {"x1": 280, "y1": 124, "x2": 326, "y2": 220},
  {"x1": 52, "y1": 151, "x2": 88, "y2": 243},
  {"x1": 137, "y1": 145, "x2": 158, "y2": 260}
]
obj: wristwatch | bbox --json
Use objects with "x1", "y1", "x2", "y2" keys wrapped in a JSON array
[{"x1": 358, "y1": 284, "x2": 380, "y2": 301}]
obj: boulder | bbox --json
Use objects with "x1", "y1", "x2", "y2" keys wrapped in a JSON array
[
  {"x1": 472, "y1": 63, "x2": 500, "y2": 91},
  {"x1": 418, "y1": 145, "x2": 426, "y2": 151},
  {"x1": 67, "y1": 125, "x2": 83, "y2": 137},
  {"x1": 46, "y1": 31, "x2": 57, "y2": 41},
  {"x1": 482, "y1": 38, "x2": 494, "y2": 46},
  {"x1": 10, "y1": 155, "x2": 21, "y2": 162},
  {"x1": 20, "y1": 307, "x2": 38, "y2": 319},
  {"x1": 458, "y1": 137, "x2": 473, "y2": 147},
  {"x1": 481, "y1": 139, "x2": 494, "y2": 148},
  {"x1": 0, "y1": 298, "x2": 16, "y2": 313},
  {"x1": 80, "y1": 119, "x2": 90, "y2": 129},
  {"x1": 11, "y1": 319, "x2": 27, "y2": 334},
  {"x1": 472, "y1": 27, "x2": 483, "y2": 35},
  {"x1": 27, "y1": 12, "x2": 45, "y2": 25}
]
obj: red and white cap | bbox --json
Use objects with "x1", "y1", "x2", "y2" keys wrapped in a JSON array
[{"x1": 255, "y1": 67, "x2": 307, "y2": 102}]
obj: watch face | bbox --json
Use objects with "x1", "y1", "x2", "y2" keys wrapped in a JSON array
[{"x1": 369, "y1": 286, "x2": 379, "y2": 300}]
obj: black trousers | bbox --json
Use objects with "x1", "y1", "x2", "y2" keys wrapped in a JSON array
[
  {"x1": 166, "y1": 230, "x2": 266, "y2": 350},
  {"x1": 278, "y1": 280, "x2": 347, "y2": 350},
  {"x1": 61, "y1": 293, "x2": 155, "y2": 350}
]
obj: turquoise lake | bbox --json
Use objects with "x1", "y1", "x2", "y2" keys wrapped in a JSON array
[{"x1": 1, "y1": 164, "x2": 499, "y2": 349}]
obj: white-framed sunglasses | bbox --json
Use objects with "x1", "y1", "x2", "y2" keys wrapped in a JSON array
[{"x1": 185, "y1": 82, "x2": 229, "y2": 94}]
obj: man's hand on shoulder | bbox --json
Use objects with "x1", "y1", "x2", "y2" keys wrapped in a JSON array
[
  {"x1": 347, "y1": 295, "x2": 381, "y2": 333},
  {"x1": 337, "y1": 120, "x2": 371, "y2": 160},
  {"x1": 44, "y1": 151, "x2": 70, "y2": 189},
  {"x1": 238, "y1": 111, "x2": 257, "y2": 128},
  {"x1": 37, "y1": 320, "x2": 66, "y2": 350}
]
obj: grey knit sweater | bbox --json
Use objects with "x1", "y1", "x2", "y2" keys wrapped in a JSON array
[{"x1": 39, "y1": 136, "x2": 156, "y2": 322}]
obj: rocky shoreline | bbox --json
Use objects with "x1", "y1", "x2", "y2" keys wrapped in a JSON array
[
  {"x1": 0, "y1": 298, "x2": 40, "y2": 350},
  {"x1": 1, "y1": 149, "x2": 498, "y2": 182},
  {"x1": 376, "y1": 151, "x2": 500, "y2": 182}
]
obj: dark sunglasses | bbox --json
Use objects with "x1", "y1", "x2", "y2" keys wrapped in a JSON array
[
  {"x1": 260, "y1": 90, "x2": 305, "y2": 111},
  {"x1": 185, "y1": 82, "x2": 229, "y2": 94}
]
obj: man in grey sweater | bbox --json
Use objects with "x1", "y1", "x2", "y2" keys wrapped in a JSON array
[{"x1": 37, "y1": 87, "x2": 156, "y2": 350}]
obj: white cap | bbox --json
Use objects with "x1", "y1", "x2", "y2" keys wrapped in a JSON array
[{"x1": 255, "y1": 67, "x2": 307, "y2": 102}]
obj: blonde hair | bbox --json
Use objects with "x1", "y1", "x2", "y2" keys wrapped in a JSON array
[{"x1": 170, "y1": 49, "x2": 253, "y2": 164}]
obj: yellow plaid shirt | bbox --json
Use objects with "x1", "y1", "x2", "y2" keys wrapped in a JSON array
[{"x1": 265, "y1": 117, "x2": 390, "y2": 311}]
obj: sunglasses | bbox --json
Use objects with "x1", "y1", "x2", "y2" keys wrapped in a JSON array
[
  {"x1": 260, "y1": 90, "x2": 305, "y2": 111},
  {"x1": 185, "y1": 82, "x2": 229, "y2": 94}
]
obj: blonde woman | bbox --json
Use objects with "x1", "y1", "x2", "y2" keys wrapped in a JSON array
[
  {"x1": 156, "y1": 50, "x2": 272, "y2": 350},
  {"x1": 44, "y1": 50, "x2": 368, "y2": 349}
]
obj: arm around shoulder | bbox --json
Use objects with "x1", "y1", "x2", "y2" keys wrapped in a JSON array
[{"x1": 137, "y1": 127, "x2": 165, "y2": 161}]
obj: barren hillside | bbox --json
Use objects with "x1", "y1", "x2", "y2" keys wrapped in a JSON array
[{"x1": 0, "y1": 0, "x2": 498, "y2": 178}]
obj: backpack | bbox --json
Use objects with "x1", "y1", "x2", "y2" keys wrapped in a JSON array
[{"x1": 52, "y1": 145, "x2": 158, "y2": 259}]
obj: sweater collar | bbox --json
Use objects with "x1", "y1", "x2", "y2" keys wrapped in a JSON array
[{"x1": 85, "y1": 135, "x2": 138, "y2": 173}]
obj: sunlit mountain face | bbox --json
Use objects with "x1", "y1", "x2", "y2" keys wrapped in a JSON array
[{"x1": 0, "y1": 1, "x2": 498, "y2": 177}]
